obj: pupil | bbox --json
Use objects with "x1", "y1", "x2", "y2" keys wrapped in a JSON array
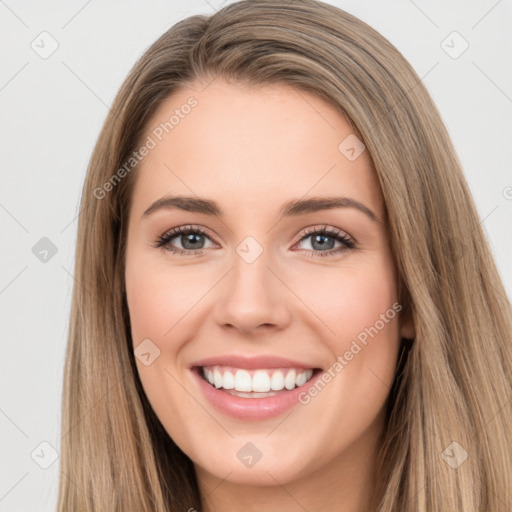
[
  {"x1": 182, "y1": 233, "x2": 203, "y2": 250},
  {"x1": 312, "y1": 234, "x2": 334, "y2": 250}
]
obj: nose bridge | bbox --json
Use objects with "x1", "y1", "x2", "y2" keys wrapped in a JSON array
[
  {"x1": 233, "y1": 237, "x2": 272, "y2": 295},
  {"x1": 230, "y1": 236, "x2": 277, "y2": 308},
  {"x1": 213, "y1": 235, "x2": 291, "y2": 332}
]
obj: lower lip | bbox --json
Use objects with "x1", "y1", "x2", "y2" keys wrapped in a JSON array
[{"x1": 191, "y1": 367, "x2": 322, "y2": 420}]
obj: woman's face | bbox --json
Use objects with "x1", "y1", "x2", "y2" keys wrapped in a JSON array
[{"x1": 124, "y1": 78, "x2": 414, "y2": 490}]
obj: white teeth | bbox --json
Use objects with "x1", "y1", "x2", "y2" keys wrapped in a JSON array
[
  {"x1": 252, "y1": 370, "x2": 271, "y2": 392},
  {"x1": 214, "y1": 368, "x2": 223, "y2": 389},
  {"x1": 202, "y1": 366, "x2": 315, "y2": 392},
  {"x1": 296, "y1": 371, "x2": 307, "y2": 387},
  {"x1": 222, "y1": 370, "x2": 235, "y2": 389},
  {"x1": 270, "y1": 371, "x2": 285, "y2": 391},
  {"x1": 235, "y1": 369, "x2": 252, "y2": 392},
  {"x1": 284, "y1": 369, "x2": 296, "y2": 390}
]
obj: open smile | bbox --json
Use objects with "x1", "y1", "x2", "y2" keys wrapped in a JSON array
[{"x1": 190, "y1": 362, "x2": 323, "y2": 420}]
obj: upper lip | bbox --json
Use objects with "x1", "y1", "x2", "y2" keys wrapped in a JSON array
[{"x1": 190, "y1": 354, "x2": 321, "y2": 370}]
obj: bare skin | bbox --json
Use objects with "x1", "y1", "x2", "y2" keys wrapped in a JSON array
[{"x1": 124, "y1": 77, "x2": 415, "y2": 512}]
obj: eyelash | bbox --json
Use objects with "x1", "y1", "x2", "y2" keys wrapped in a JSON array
[{"x1": 153, "y1": 224, "x2": 356, "y2": 258}]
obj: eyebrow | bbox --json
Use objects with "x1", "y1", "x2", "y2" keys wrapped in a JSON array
[{"x1": 142, "y1": 195, "x2": 379, "y2": 222}]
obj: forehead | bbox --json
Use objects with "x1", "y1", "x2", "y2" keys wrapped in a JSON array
[{"x1": 129, "y1": 78, "x2": 384, "y2": 221}]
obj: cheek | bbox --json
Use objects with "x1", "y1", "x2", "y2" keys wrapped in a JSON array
[
  {"x1": 125, "y1": 255, "x2": 203, "y2": 440},
  {"x1": 294, "y1": 255, "x2": 399, "y2": 342},
  {"x1": 125, "y1": 255, "x2": 204, "y2": 346},
  {"x1": 294, "y1": 256, "x2": 401, "y2": 394}
]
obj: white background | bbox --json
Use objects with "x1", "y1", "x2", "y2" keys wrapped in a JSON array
[{"x1": 1, "y1": 0, "x2": 511, "y2": 510}]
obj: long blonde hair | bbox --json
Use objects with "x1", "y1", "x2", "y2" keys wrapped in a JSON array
[{"x1": 57, "y1": 1, "x2": 512, "y2": 510}]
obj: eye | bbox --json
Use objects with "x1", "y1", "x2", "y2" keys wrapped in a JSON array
[
  {"x1": 293, "y1": 225, "x2": 356, "y2": 257},
  {"x1": 153, "y1": 224, "x2": 356, "y2": 257},
  {"x1": 153, "y1": 225, "x2": 216, "y2": 255}
]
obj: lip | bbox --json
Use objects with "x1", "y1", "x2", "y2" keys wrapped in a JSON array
[
  {"x1": 189, "y1": 354, "x2": 320, "y2": 370},
  {"x1": 190, "y1": 365, "x2": 323, "y2": 420}
]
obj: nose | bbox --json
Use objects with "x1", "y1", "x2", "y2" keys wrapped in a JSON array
[{"x1": 213, "y1": 248, "x2": 292, "y2": 335}]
